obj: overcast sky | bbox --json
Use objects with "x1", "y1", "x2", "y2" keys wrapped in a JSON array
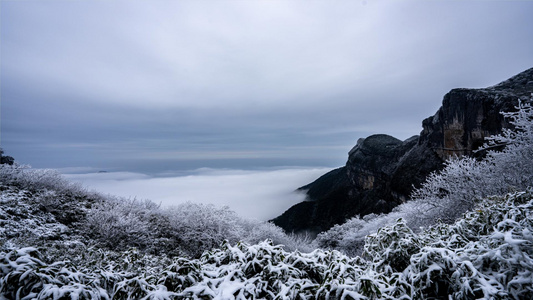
[{"x1": 2, "y1": 0, "x2": 533, "y2": 173}]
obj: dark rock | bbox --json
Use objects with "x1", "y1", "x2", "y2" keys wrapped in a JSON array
[
  {"x1": 272, "y1": 67, "x2": 533, "y2": 234},
  {"x1": 271, "y1": 134, "x2": 441, "y2": 234},
  {"x1": 297, "y1": 167, "x2": 350, "y2": 202},
  {"x1": 0, "y1": 148, "x2": 15, "y2": 165},
  {"x1": 273, "y1": 167, "x2": 351, "y2": 235}
]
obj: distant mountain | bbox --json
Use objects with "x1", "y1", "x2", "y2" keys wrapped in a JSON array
[{"x1": 272, "y1": 67, "x2": 533, "y2": 234}]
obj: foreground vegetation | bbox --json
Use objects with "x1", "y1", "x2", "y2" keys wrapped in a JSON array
[{"x1": 2, "y1": 190, "x2": 532, "y2": 299}]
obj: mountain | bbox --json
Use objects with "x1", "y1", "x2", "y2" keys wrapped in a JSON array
[{"x1": 272, "y1": 67, "x2": 533, "y2": 234}]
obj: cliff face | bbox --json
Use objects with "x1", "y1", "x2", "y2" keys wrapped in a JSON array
[
  {"x1": 421, "y1": 70, "x2": 533, "y2": 159},
  {"x1": 272, "y1": 134, "x2": 441, "y2": 235},
  {"x1": 272, "y1": 67, "x2": 533, "y2": 234}
]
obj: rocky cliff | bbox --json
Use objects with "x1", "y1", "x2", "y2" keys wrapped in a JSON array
[{"x1": 272, "y1": 67, "x2": 533, "y2": 234}]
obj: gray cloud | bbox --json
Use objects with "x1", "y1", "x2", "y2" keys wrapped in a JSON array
[{"x1": 2, "y1": 0, "x2": 533, "y2": 171}]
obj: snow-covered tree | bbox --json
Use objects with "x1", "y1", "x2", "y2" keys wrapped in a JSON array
[{"x1": 411, "y1": 97, "x2": 533, "y2": 224}]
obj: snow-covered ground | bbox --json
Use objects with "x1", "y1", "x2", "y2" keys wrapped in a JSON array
[{"x1": 2, "y1": 178, "x2": 533, "y2": 299}]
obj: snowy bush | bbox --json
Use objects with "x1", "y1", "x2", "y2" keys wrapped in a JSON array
[
  {"x1": 163, "y1": 203, "x2": 245, "y2": 258},
  {"x1": 482, "y1": 99, "x2": 533, "y2": 192},
  {"x1": 241, "y1": 220, "x2": 314, "y2": 253},
  {"x1": 0, "y1": 164, "x2": 85, "y2": 196},
  {"x1": 0, "y1": 247, "x2": 107, "y2": 300},
  {"x1": 363, "y1": 218, "x2": 422, "y2": 273},
  {"x1": 313, "y1": 213, "x2": 402, "y2": 257},
  {"x1": 86, "y1": 197, "x2": 159, "y2": 251},
  {"x1": 2, "y1": 189, "x2": 533, "y2": 299},
  {"x1": 84, "y1": 195, "x2": 313, "y2": 258},
  {"x1": 410, "y1": 156, "x2": 491, "y2": 223}
]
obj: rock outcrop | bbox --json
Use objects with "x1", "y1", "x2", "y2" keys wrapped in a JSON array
[
  {"x1": 0, "y1": 149, "x2": 14, "y2": 165},
  {"x1": 272, "y1": 67, "x2": 533, "y2": 235}
]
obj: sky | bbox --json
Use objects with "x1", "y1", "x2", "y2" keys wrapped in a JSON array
[{"x1": 2, "y1": 0, "x2": 533, "y2": 173}]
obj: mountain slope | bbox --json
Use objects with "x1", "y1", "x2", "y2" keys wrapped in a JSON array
[{"x1": 272, "y1": 67, "x2": 533, "y2": 234}]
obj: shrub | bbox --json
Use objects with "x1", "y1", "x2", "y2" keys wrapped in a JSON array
[
  {"x1": 2, "y1": 190, "x2": 532, "y2": 299},
  {"x1": 0, "y1": 164, "x2": 86, "y2": 197}
]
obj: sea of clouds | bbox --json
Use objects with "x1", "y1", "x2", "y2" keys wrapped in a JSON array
[{"x1": 64, "y1": 167, "x2": 332, "y2": 221}]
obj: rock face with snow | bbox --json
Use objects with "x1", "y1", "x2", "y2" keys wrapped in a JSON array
[{"x1": 272, "y1": 67, "x2": 533, "y2": 234}]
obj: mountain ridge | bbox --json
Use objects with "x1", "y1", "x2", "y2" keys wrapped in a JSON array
[{"x1": 272, "y1": 67, "x2": 533, "y2": 234}]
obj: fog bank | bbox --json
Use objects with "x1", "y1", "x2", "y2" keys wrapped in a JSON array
[{"x1": 65, "y1": 167, "x2": 332, "y2": 220}]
